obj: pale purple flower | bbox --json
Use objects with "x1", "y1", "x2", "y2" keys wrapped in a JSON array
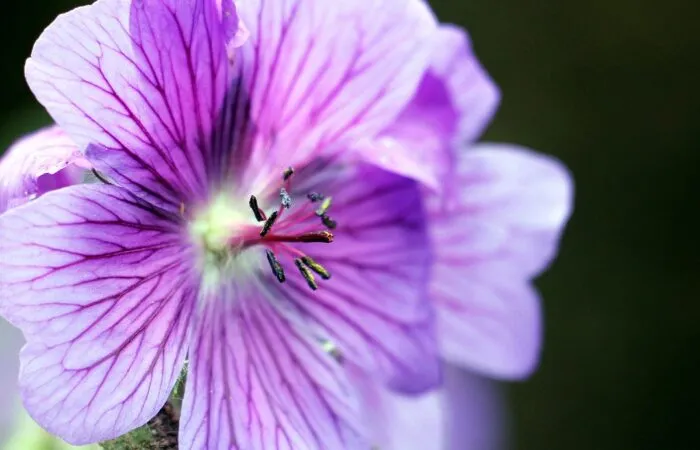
[
  {"x1": 0, "y1": 1, "x2": 573, "y2": 449},
  {"x1": 0, "y1": 0, "x2": 452, "y2": 447},
  {"x1": 354, "y1": 22, "x2": 573, "y2": 450}
]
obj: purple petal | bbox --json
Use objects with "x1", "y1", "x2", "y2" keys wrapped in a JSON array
[
  {"x1": 0, "y1": 184, "x2": 195, "y2": 444},
  {"x1": 428, "y1": 144, "x2": 573, "y2": 378},
  {"x1": 269, "y1": 163, "x2": 439, "y2": 394},
  {"x1": 0, "y1": 126, "x2": 89, "y2": 213},
  {"x1": 25, "y1": 0, "x2": 233, "y2": 211},
  {"x1": 180, "y1": 287, "x2": 366, "y2": 449},
  {"x1": 361, "y1": 25, "x2": 500, "y2": 189},
  {"x1": 357, "y1": 365, "x2": 508, "y2": 450},
  {"x1": 229, "y1": 0, "x2": 438, "y2": 190}
]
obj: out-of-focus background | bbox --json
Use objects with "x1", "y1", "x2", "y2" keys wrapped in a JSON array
[{"x1": 0, "y1": 0, "x2": 697, "y2": 449}]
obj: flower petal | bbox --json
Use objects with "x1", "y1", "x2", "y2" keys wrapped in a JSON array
[
  {"x1": 0, "y1": 126, "x2": 89, "y2": 213},
  {"x1": 270, "y1": 163, "x2": 439, "y2": 394},
  {"x1": 428, "y1": 144, "x2": 573, "y2": 378},
  {"x1": 180, "y1": 286, "x2": 366, "y2": 450},
  {"x1": 361, "y1": 25, "x2": 500, "y2": 189},
  {"x1": 0, "y1": 184, "x2": 195, "y2": 444},
  {"x1": 25, "y1": 0, "x2": 233, "y2": 211},
  {"x1": 229, "y1": 0, "x2": 438, "y2": 190},
  {"x1": 357, "y1": 365, "x2": 508, "y2": 450}
]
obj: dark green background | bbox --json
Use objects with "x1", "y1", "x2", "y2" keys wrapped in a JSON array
[{"x1": 1, "y1": 1, "x2": 696, "y2": 449}]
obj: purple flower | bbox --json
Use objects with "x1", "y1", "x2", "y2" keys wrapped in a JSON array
[
  {"x1": 354, "y1": 24, "x2": 573, "y2": 449},
  {"x1": 0, "y1": 0, "x2": 450, "y2": 447},
  {"x1": 0, "y1": 1, "x2": 573, "y2": 449}
]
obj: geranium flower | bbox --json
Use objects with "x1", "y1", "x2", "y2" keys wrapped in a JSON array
[
  {"x1": 0, "y1": 0, "x2": 447, "y2": 447},
  {"x1": 0, "y1": 0, "x2": 573, "y2": 449}
]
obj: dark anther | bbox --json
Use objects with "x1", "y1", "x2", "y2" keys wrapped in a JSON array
[
  {"x1": 280, "y1": 188, "x2": 292, "y2": 209},
  {"x1": 296, "y1": 230, "x2": 334, "y2": 243},
  {"x1": 321, "y1": 214, "x2": 337, "y2": 229},
  {"x1": 91, "y1": 169, "x2": 113, "y2": 185},
  {"x1": 266, "y1": 250, "x2": 286, "y2": 283},
  {"x1": 320, "y1": 338, "x2": 344, "y2": 363},
  {"x1": 260, "y1": 211, "x2": 279, "y2": 237},
  {"x1": 307, "y1": 192, "x2": 324, "y2": 202},
  {"x1": 249, "y1": 195, "x2": 267, "y2": 222},
  {"x1": 295, "y1": 258, "x2": 318, "y2": 290},
  {"x1": 301, "y1": 256, "x2": 331, "y2": 280},
  {"x1": 283, "y1": 166, "x2": 295, "y2": 181},
  {"x1": 315, "y1": 196, "x2": 332, "y2": 216}
]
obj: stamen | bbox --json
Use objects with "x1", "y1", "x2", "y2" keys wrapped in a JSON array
[
  {"x1": 307, "y1": 192, "x2": 324, "y2": 202},
  {"x1": 295, "y1": 231, "x2": 334, "y2": 243},
  {"x1": 91, "y1": 169, "x2": 113, "y2": 185},
  {"x1": 248, "y1": 195, "x2": 267, "y2": 222},
  {"x1": 263, "y1": 230, "x2": 334, "y2": 243},
  {"x1": 320, "y1": 338, "x2": 344, "y2": 363},
  {"x1": 294, "y1": 258, "x2": 318, "y2": 290},
  {"x1": 301, "y1": 256, "x2": 331, "y2": 280},
  {"x1": 283, "y1": 166, "x2": 294, "y2": 181},
  {"x1": 315, "y1": 196, "x2": 332, "y2": 216},
  {"x1": 259, "y1": 211, "x2": 279, "y2": 237},
  {"x1": 321, "y1": 214, "x2": 337, "y2": 229},
  {"x1": 265, "y1": 250, "x2": 286, "y2": 283},
  {"x1": 279, "y1": 188, "x2": 292, "y2": 209},
  {"x1": 179, "y1": 202, "x2": 186, "y2": 217}
]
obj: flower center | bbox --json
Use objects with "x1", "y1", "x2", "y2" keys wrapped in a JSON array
[{"x1": 190, "y1": 167, "x2": 337, "y2": 290}]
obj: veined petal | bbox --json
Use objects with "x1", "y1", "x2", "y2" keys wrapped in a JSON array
[
  {"x1": 362, "y1": 25, "x2": 500, "y2": 190},
  {"x1": 428, "y1": 144, "x2": 573, "y2": 378},
  {"x1": 0, "y1": 185, "x2": 196, "y2": 444},
  {"x1": 269, "y1": 163, "x2": 439, "y2": 394},
  {"x1": 25, "y1": 0, "x2": 234, "y2": 211},
  {"x1": 228, "y1": 0, "x2": 438, "y2": 191},
  {"x1": 0, "y1": 126, "x2": 89, "y2": 213},
  {"x1": 180, "y1": 286, "x2": 366, "y2": 450},
  {"x1": 357, "y1": 365, "x2": 507, "y2": 450}
]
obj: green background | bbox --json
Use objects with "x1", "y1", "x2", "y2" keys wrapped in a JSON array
[{"x1": 0, "y1": 1, "x2": 697, "y2": 448}]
